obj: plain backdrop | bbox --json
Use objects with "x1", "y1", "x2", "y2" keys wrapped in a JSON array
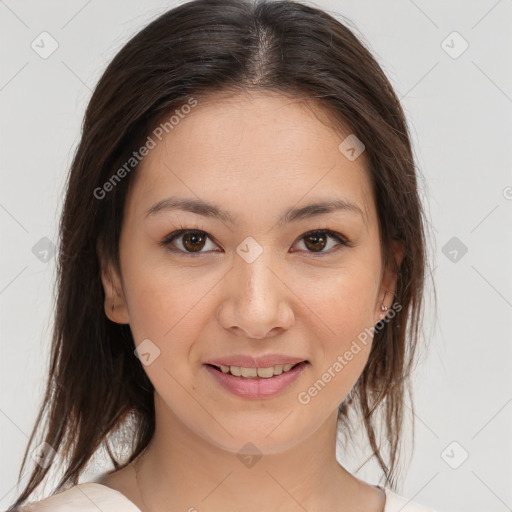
[{"x1": 1, "y1": 1, "x2": 511, "y2": 511}]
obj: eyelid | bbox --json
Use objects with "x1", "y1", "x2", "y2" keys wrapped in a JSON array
[{"x1": 160, "y1": 227, "x2": 353, "y2": 257}]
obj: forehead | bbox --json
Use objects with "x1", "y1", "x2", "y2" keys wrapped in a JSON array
[{"x1": 126, "y1": 91, "x2": 376, "y2": 231}]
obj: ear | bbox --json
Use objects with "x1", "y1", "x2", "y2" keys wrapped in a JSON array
[
  {"x1": 99, "y1": 257, "x2": 130, "y2": 325},
  {"x1": 375, "y1": 239, "x2": 405, "y2": 323}
]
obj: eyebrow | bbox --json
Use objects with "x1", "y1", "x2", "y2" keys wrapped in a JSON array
[{"x1": 144, "y1": 196, "x2": 365, "y2": 224}]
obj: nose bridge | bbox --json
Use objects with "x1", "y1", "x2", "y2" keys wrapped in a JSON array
[
  {"x1": 217, "y1": 239, "x2": 293, "y2": 338},
  {"x1": 236, "y1": 242, "x2": 279, "y2": 304}
]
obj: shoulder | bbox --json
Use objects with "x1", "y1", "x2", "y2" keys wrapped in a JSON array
[
  {"x1": 18, "y1": 482, "x2": 141, "y2": 512},
  {"x1": 381, "y1": 486, "x2": 438, "y2": 512}
]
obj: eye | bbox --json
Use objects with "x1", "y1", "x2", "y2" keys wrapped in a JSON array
[
  {"x1": 162, "y1": 229, "x2": 218, "y2": 256},
  {"x1": 160, "y1": 228, "x2": 351, "y2": 257},
  {"x1": 292, "y1": 229, "x2": 350, "y2": 255}
]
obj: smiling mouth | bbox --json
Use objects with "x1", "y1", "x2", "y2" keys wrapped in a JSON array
[{"x1": 206, "y1": 361, "x2": 308, "y2": 379}]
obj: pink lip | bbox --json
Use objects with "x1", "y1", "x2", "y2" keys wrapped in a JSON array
[
  {"x1": 204, "y1": 361, "x2": 308, "y2": 399},
  {"x1": 204, "y1": 354, "x2": 307, "y2": 368}
]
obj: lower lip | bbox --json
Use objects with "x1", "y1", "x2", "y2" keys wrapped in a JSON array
[{"x1": 204, "y1": 362, "x2": 308, "y2": 399}]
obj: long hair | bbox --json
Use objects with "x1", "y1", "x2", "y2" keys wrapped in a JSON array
[{"x1": 8, "y1": 0, "x2": 434, "y2": 508}]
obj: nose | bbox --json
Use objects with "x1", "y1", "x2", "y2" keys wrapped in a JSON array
[{"x1": 216, "y1": 252, "x2": 295, "y2": 339}]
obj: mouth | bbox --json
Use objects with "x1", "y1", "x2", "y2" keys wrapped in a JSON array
[
  {"x1": 204, "y1": 360, "x2": 309, "y2": 398},
  {"x1": 205, "y1": 361, "x2": 309, "y2": 379}
]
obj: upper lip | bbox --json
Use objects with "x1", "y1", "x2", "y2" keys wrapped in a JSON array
[{"x1": 205, "y1": 354, "x2": 308, "y2": 368}]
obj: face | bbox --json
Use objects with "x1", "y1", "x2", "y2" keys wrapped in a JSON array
[{"x1": 101, "y1": 91, "x2": 403, "y2": 455}]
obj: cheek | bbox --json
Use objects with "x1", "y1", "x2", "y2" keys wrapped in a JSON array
[
  {"x1": 299, "y1": 266, "x2": 379, "y2": 399},
  {"x1": 303, "y1": 264, "x2": 379, "y2": 338},
  {"x1": 120, "y1": 256, "x2": 221, "y2": 364}
]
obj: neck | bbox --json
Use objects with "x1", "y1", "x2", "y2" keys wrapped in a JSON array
[{"x1": 131, "y1": 394, "x2": 369, "y2": 512}]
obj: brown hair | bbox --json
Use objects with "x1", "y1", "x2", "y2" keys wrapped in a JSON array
[{"x1": 8, "y1": 0, "x2": 434, "y2": 508}]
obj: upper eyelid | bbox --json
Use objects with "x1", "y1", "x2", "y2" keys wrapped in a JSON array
[{"x1": 166, "y1": 228, "x2": 345, "y2": 241}]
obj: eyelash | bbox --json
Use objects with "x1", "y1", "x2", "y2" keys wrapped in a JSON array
[{"x1": 159, "y1": 225, "x2": 352, "y2": 258}]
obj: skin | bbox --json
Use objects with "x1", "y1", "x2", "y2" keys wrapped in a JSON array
[{"x1": 99, "y1": 91, "x2": 404, "y2": 512}]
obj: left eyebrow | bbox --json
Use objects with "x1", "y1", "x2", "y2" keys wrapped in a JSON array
[
  {"x1": 279, "y1": 198, "x2": 365, "y2": 224},
  {"x1": 144, "y1": 196, "x2": 365, "y2": 225}
]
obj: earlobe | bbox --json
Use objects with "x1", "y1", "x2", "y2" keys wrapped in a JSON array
[
  {"x1": 375, "y1": 239, "x2": 405, "y2": 322},
  {"x1": 100, "y1": 261, "x2": 130, "y2": 325}
]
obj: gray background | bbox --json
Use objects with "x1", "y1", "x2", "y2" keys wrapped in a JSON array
[{"x1": 1, "y1": 1, "x2": 511, "y2": 511}]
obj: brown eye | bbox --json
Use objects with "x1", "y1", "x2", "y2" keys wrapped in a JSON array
[
  {"x1": 181, "y1": 232, "x2": 207, "y2": 252},
  {"x1": 163, "y1": 229, "x2": 217, "y2": 255},
  {"x1": 303, "y1": 232, "x2": 328, "y2": 252},
  {"x1": 294, "y1": 230, "x2": 348, "y2": 255}
]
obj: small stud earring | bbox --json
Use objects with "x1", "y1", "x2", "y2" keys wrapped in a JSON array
[{"x1": 380, "y1": 288, "x2": 394, "y2": 312}]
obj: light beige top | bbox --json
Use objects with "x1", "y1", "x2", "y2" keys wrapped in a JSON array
[{"x1": 18, "y1": 482, "x2": 438, "y2": 511}]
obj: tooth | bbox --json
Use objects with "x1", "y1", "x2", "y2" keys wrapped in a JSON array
[
  {"x1": 241, "y1": 367, "x2": 258, "y2": 378},
  {"x1": 257, "y1": 367, "x2": 275, "y2": 378},
  {"x1": 273, "y1": 365, "x2": 284, "y2": 375},
  {"x1": 218, "y1": 363, "x2": 300, "y2": 377},
  {"x1": 230, "y1": 366, "x2": 241, "y2": 376}
]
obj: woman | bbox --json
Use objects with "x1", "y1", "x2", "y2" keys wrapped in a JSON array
[{"x1": 10, "y1": 0, "x2": 437, "y2": 510}]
